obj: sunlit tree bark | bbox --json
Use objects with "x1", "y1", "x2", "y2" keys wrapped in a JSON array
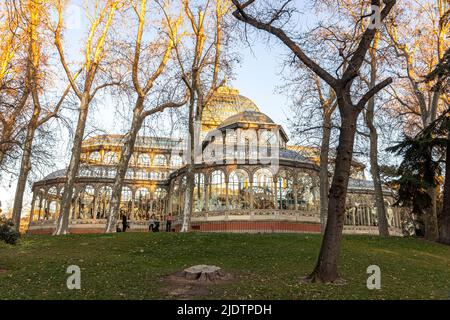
[
  {"x1": 104, "y1": 1, "x2": 186, "y2": 232},
  {"x1": 54, "y1": 0, "x2": 122, "y2": 235},
  {"x1": 174, "y1": 0, "x2": 229, "y2": 232}
]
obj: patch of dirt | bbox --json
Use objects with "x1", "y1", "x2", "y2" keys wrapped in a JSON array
[
  {"x1": 0, "y1": 269, "x2": 8, "y2": 276},
  {"x1": 162, "y1": 265, "x2": 235, "y2": 299},
  {"x1": 412, "y1": 250, "x2": 450, "y2": 263},
  {"x1": 372, "y1": 248, "x2": 400, "y2": 255}
]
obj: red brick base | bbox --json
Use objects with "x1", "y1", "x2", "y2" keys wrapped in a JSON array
[
  {"x1": 27, "y1": 228, "x2": 55, "y2": 235},
  {"x1": 175, "y1": 221, "x2": 321, "y2": 233}
]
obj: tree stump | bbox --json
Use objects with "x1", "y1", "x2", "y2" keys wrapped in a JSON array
[{"x1": 181, "y1": 265, "x2": 228, "y2": 282}]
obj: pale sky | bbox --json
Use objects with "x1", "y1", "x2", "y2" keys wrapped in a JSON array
[{"x1": 0, "y1": 5, "x2": 294, "y2": 213}]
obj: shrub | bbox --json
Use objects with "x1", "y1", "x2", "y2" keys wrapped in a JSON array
[{"x1": 0, "y1": 217, "x2": 20, "y2": 245}]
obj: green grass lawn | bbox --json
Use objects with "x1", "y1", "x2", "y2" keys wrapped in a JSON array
[{"x1": 0, "y1": 232, "x2": 449, "y2": 300}]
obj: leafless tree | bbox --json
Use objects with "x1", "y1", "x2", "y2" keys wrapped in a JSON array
[
  {"x1": 231, "y1": 0, "x2": 396, "y2": 282},
  {"x1": 53, "y1": 0, "x2": 124, "y2": 235},
  {"x1": 104, "y1": 0, "x2": 188, "y2": 233},
  {"x1": 166, "y1": 0, "x2": 233, "y2": 232}
]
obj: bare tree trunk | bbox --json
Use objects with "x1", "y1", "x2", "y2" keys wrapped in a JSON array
[
  {"x1": 366, "y1": 39, "x2": 389, "y2": 237},
  {"x1": 181, "y1": 98, "x2": 196, "y2": 233},
  {"x1": 308, "y1": 106, "x2": 358, "y2": 282},
  {"x1": 438, "y1": 130, "x2": 450, "y2": 245},
  {"x1": 424, "y1": 115, "x2": 439, "y2": 241},
  {"x1": 105, "y1": 97, "x2": 144, "y2": 233},
  {"x1": 319, "y1": 113, "x2": 331, "y2": 233},
  {"x1": 11, "y1": 109, "x2": 39, "y2": 232},
  {"x1": 55, "y1": 95, "x2": 89, "y2": 235},
  {"x1": 181, "y1": 169, "x2": 194, "y2": 232}
]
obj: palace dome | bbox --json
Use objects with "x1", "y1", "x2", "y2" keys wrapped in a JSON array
[{"x1": 201, "y1": 87, "x2": 260, "y2": 132}]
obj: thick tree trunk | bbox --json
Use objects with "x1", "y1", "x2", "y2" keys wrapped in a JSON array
[
  {"x1": 55, "y1": 95, "x2": 90, "y2": 235},
  {"x1": 181, "y1": 169, "x2": 194, "y2": 232},
  {"x1": 424, "y1": 186, "x2": 439, "y2": 241},
  {"x1": 422, "y1": 109, "x2": 439, "y2": 241},
  {"x1": 438, "y1": 131, "x2": 450, "y2": 245},
  {"x1": 105, "y1": 97, "x2": 144, "y2": 233},
  {"x1": 319, "y1": 113, "x2": 331, "y2": 233},
  {"x1": 11, "y1": 111, "x2": 39, "y2": 232},
  {"x1": 366, "y1": 97, "x2": 389, "y2": 236},
  {"x1": 180, "y1": 99, "x2": 196, "y2": 233},
  {"x1": 366, "y1": 37, "x2": 389, "y2": 237},
  {"x1": 307, "y1": 106, "x2": 359, "y2": 283}
]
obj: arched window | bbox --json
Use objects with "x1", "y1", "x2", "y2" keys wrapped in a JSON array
[
  {"x1": 135, "y1": 170, "x2": 146, "y2": 180},
  {"x1": 153, "y1": 154, "x2": 167, "y2": 166},
  {"x1": 48, "y1": 201, "x2": 58, "y2": 220},
  {"x1": 120, "y1": 187, "x2": 133, "y2": 216},
  {"x1": 90, "y1": 151, "x2": 101, "y2": 162},
  {"x1": 138, "y1": 154, "x2": 151, "y2": 166},
  {"x1": 154, "y1": 187, "x2": 168, "y2": 218},
  {"x1": 129, "y1": 153, "x2": 138, "y2": 165},
  {"x1": 229, "y1": 170, "x2": 250, "y2": 210},
  {"x1": 209, "y1": 170, "x2": 226, "y2": 211},
  {"x1": 194, "y1": 173, "x2": 205, "y2": 212},
  {"x1": 277, "y1": 171, "x2": 294, "y2": 210},
  {"x1": 79, "y1": 185, "x2": 95, "y2": 219},
  {"x1": 106, "y1": 168, "x2": 117, "y2": 178},
  {"x1": 47, "y1": 187, "x2": 58, "y2": 197},
  {"x1": 155, "y1": 188, "x2": 167, "y2": 199},
  {"x1": 254, "y1": 168, "x2": 273, "y2": 188},
  {"x1": 253, "y1": 168, "x2": 274, "y2": 209},
  {"x1": 104, "y1": 151, "x2": 118, "y2": 164},
  {"x1": 135, "y1": 187, "x2": 150, "y2": 220},
  {"x1": 98, "y1": 186, "x2": 112, "y2": 219},
  {"x1": 135, "y1": 187, "x2": 150, "y2": 201},
  {"x1": 297, "y1": 173, "x2": 316, "y2": 211},
  {"x1": 170, "y1": 155, "x2": 183, "y2": 167},
  {"x1": 125, "y1": 169, "x2": 134, "y2": 179},
  {"x1": 121, "y1": 187, "x2": 132, "y2": 202}
]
